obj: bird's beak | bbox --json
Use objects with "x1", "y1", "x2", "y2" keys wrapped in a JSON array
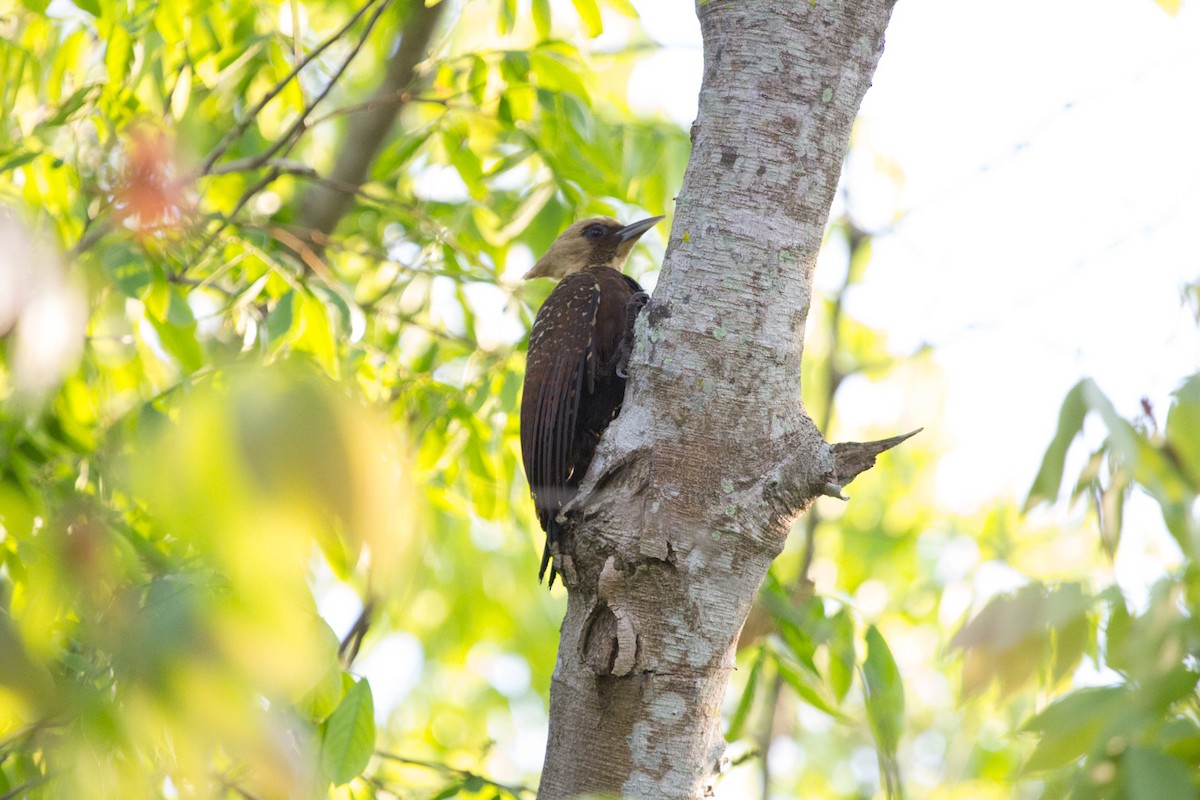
[{"x1": 616, "y1": 216, "x2": 664, "y2": 243}]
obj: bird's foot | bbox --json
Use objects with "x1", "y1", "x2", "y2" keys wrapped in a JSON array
[
  {"x1": 626, "y1": 291, "x2": 650, "y2": 321},
  {"x1": 615, "y1": 292, "x2": 650, "y2": 379}
]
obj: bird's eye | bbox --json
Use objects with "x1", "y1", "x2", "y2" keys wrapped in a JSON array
[{"x1": 582, "y1": 224, "x2": 606, "y2": 240}]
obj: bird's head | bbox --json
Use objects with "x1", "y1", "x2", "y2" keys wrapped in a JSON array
[{"x1": 523, "y1": 216, "x2": 664, "y2": 280}]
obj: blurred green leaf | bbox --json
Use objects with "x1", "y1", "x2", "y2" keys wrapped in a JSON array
[
  {"x1": 1165, "y1": 373, "x2": 1200, "y2": 489},
  {"x1": 1105, "y1": 595, "x2": 1132, "y2": 674},
  {"x1": 498, "y1": 0, "x2": 516, "y2": 34},
  {"x1": 952, "y1": 583, "x2": 1092, "y2": 697},
  {"x1": 727, "y1": 646, "x2": 765, "y2": 741},
  {"x1": 827, "y1": 608, "x2": 856, "y2": 702},
  {"x1": 37, "y1": 83, "x2": 100, "y2": 129},
  {"x1": 1022, "y1": 686, "x2": 1127, "y2": 772},
  {"x1": 469, "y1": 55, "x2": 488, "y2": 106},
  {"x1": 0, "y1": 150, "x2": 40, "y2": 175},
  {"x1": 1026, "y1": 379, "x2": 1091, "y2": 511},
  {"x1": 266, "y1": 290, "x2": 295, "y2": 343},
  {"x1": 775, "y1": 657, "x2": 844, "y2": 720},
  {"x1": 147, "y1": 317, "x2": 204, "y2": 374},
  {"x1": 105, "y1": 24, "x2": 132, "y2": 83},
  {"x1": 1052, "y1": 610, "x2": 1088, "y2": 684},
  {"x1": 321, "y1": 677, "x2": 376, "y2": 786},
  {"x1": 532, "y1": 0, "x2": 551, "y2": 38},
  {"x1": 862, "y1": 625, "x2": 904, "y2": 756},
  {"x1": 571, "y1": 0, "x2": 603, "y2": 36},
  {"x1": 1124, "y1": 748, "x2": 1195, "y2": 800}
]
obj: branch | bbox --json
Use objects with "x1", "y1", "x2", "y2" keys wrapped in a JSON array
[
  {"x1": 212, "y1": 0, "x2": 394, "y2": 180},
  {"x1": 298, "y1": 0, "x2": 445, "y2": 237},
  {"x1": 0, "y1": 776, "x2": 47, "y2": 800},
  {"x1": 762, "y1": 428, "x2": 920, "y2": 520},
  {"x1": 337, "y1": 598, "x2": 375, "y2": 667},
  {"x1": 826, "y1": 428, "x2": 923, "y2": 496},
  {"x1": 197, "y1": 0, "x2": 388, "y2": 176},
  {"x1": 72, "y1": 0, "x2": 391, "y2": 261}
]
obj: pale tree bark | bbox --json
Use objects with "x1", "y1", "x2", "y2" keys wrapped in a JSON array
[{"x1": 538, "y1": 1, "x2": 906, "y2": 798}]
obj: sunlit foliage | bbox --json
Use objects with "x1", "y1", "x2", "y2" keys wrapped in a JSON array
[{"x1": 0, "y1": 0, "x2": 684, "y2": 796}]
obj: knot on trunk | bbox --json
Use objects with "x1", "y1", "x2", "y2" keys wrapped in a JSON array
[
  {"x1": 579, "y1": 557, "x2": 639, "y2": 677},
  {"x1": 763, "y1": 428, "x2": 921, "y2": 519}
]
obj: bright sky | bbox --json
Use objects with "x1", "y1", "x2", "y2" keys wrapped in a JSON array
[{"x1": 628, "y1": 0, "x2": 1200, "y2": 579}]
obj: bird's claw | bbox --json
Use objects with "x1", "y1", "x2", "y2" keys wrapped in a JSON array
[
  {"x1": 626, "y1": 291, "x2": 650, "y2": 320},
  {"x1": 615, "y1": 293, "x2": 650, "y2": 379}
]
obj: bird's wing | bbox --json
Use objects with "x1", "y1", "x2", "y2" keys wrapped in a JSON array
[{"x1": 520, "y1": 272, "x2": 601, "y2": 553}]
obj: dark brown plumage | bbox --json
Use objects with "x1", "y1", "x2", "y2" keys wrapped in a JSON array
[{"x1": 520, "y1": 216, "x2": 662, "y2": 584}]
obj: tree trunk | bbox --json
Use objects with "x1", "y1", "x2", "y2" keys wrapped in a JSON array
[{"x1": 538, "y1": 1, "x2": 902, "y2": 797}]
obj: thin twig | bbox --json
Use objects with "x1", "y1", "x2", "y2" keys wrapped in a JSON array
[
  {"x1": 0, "y1": 776, "x2": 47, "y2": 800},
  {"x1": 373, "y1": 751, "x2": 533, "y2": 797},
  {"x1": 197, "y1": 0, "x2": 386, "y2": 175},
  {"x1": 338, "y1": 598, "x2": 375, "y2": 667},
  {"x1": 188, "y1": 0, "x2": 392, "y2": 271},
  {"x1": 193, "y1": 165, "x2": 283, "y2": 266},
  {"x1": 213, "y1": 0, "x2": 393, "y2": 177}
]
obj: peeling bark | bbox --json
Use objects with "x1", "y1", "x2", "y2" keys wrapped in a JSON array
[{"x1": 538, "y1": 1, "x2": 903, "y2": 798}]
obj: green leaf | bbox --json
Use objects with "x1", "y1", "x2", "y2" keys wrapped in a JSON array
[
  {"x1": 148, "y1": 317, "x2": 204, "y2": 374},
  {"x1": 1165, "y1": 373, "x2": 1200, "y2": 490},
  {"x1": 468, "y1": 55, "x2": 487, "y2": 106},
  {"x1": 726, "y1": 646, "x2": 765, "y2": 741},
  {"x1": 500, "y1": 51, "x2": 530, "y2": 83},
  {"x1": 294, "y1": 292, "x2": 340, "y2": 378},
  {"x1": 532, "y1": 0, "x2": 551, "y2": 38},
  {"x1": 827, "y1": 608, "x2": 856, "y2": 702},
  {"x1": 105, "y1": 24, "x2": 133, "y2": 84},
  {"x1": 265, "y1": 291, "x2": 295, "y2": 344},
  {"x1": 951, "y1": 585, "x2": 1045, "y2": 651},
  {"x1": 1052, "y1": 611, "x2": 1088, "y2": 683},
  {"x1": 1022, "y1": 686, "x2": 1127, "y2": 772},
  {"x1": 1138, "y1": 665, "x2": 1200, "y2": 714},
  {"x1": 0, "y1": 151, "x2": 41, "y2": 175},
  {"x1": 430, "y1": 782, "x2": 468, "y2": 800},
  {"x1": 321, "y1": 677, "x2": 376, "y2": 785},
  {"x1": 1160, "y1": 718, "x2": 1200, "y2": 764},
  {"x1": 1105, "y1": 595, "x2": 1132, "y2": 673},
  {"x1": 862, "y1": 626, "x2": 905, "y2": 757},
  {"x1": 165, "y1": 286, "x2": 195, "y2": 327},
  {"x1": 374, "y1": 127, "x2": 432, "y2": 179},
  {"x1": 37, "y1": 83, "x2": 100, "y2": 129},
  {"x1": 571, "y1": 0, "x2": 603, "y2": 36},
  {"x1": 498, "y1": 0, "x2": 516, "y2": 34},
  {"x1": 774, "y1": 652, "x2": 845, "y2": 720},
  {"x1": 530, "y1": 48, "x2": 590, "y2": 102},
  {"x1": 1123, "y1": 748, "x2": 1195, "y2": 800},
  {"x1": 1025, "y1": 379, "x2": 1092, "y2": 511}
]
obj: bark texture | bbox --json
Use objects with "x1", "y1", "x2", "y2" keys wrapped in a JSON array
[{"x1": 538, "y1": 1, "x2": 901, "y2": 798}]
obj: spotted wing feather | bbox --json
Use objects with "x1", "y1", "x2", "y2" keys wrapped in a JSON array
[{"x1": 520, "y1": 272, "x2": 602, "y2": 583}]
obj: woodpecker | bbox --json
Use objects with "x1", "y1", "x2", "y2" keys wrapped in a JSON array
[{"x1": 520, "y1": 216, "x2": 663, "y2": 584}]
